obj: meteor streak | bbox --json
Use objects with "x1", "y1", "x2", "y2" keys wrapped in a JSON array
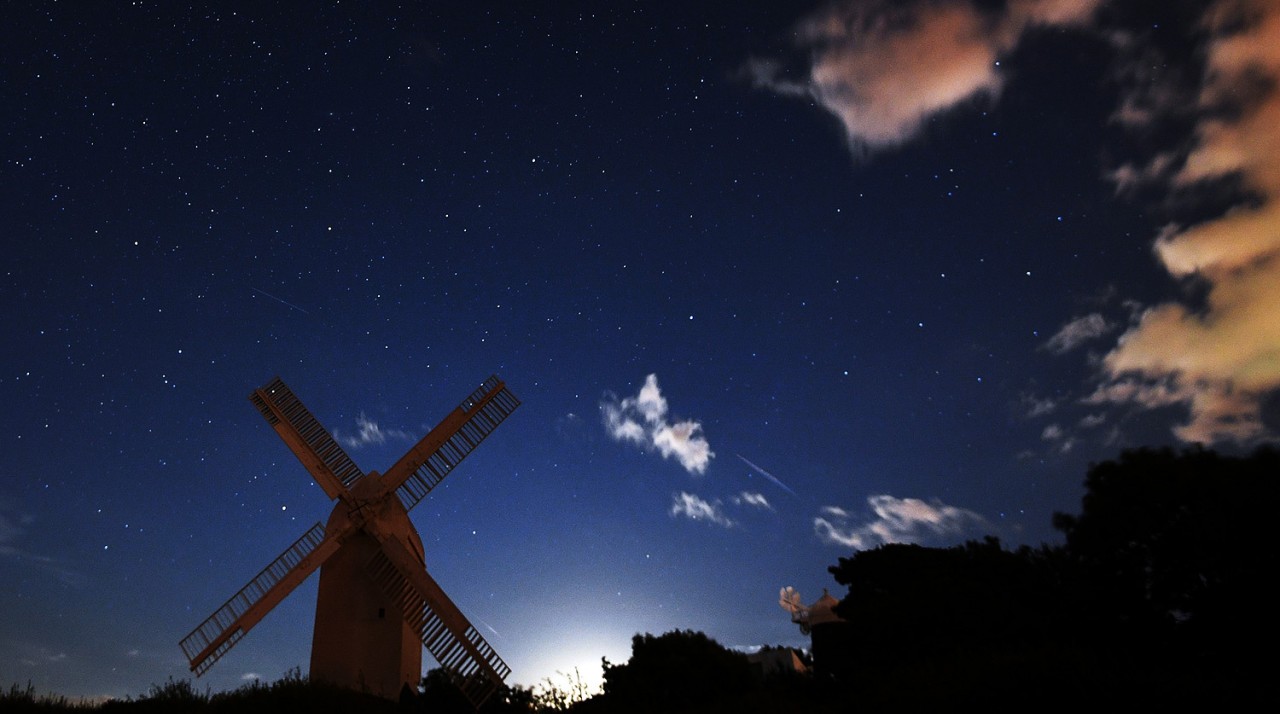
[
  {"x1": 252, "y1": 287, "x2": 311, "y2": 315},
  {"x1": 736, "y1": 454, "x2": 796, "y2": 497}
]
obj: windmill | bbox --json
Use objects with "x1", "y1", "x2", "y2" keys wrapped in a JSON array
[
  {"x1": 180, "y1": 375, "x2": 520, "y2": 707},
  {"x1": 778, "y1": 586, "x2": 811, "y2": 634}
]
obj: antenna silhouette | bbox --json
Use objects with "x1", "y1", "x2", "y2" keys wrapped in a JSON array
[{"x1": 180, "y1": 375, "x2": 520, "y2": 708}]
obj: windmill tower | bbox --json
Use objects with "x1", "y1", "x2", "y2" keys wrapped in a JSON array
[
  {"x1": 778, "y1": 586, "x2": 850, "y2": 681},
  {"x1": 180, "y1": 375, "x2": 520, "y2": 708}
]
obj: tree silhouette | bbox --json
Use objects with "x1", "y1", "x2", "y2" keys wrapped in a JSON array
[
  {"x1": 598, "y1": 630, "x2": 755, "y2": 713},
  {"x1": 813, "y1": 445, "x2": 1277, "y2": 707},
  {"x1": 823, "y1": 538, "x2": 1103, "y2": 707},
  {"x1": 1051, "y1": 445, "x2": 1277, "y2": 704},
  {"x1": 1053, "y1": 445, "x2": 1276, "y2": 638}
]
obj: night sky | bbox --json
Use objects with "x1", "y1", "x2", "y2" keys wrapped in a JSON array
[{"x1": 4, "y1": 0, "x2": 1278, "y2": 701}]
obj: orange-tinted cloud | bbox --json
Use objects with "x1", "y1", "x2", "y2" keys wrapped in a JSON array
[
  {"x1": 750, "y1": 0, "x2": 1101, "y2": 151},
  {"x1": 1098, "y1": 1, "x2": 1280, "y2": 444},
  {"x1": 813, "y1": 495, "x2": 987, "y2": 549}
]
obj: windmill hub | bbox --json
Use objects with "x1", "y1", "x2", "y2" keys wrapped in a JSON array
[{"x1": 180, "y1": 376, "x2": 521, "y2": 708}]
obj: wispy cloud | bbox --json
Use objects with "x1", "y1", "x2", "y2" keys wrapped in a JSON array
[
  {"x1": 670, "y1": 492, "x2": 735, "y2": 528},
  {"x1": 19, "y1": 647, "x2": 69, "y2": 667},
  {"x1": 1095, "y1": 1, "x2": 1280, "y2": 444},
  {"x1": 748, "y1": 0, "x2": 1101, "y2": 154},
  {"x1": 1021, "y1": 393, "x2": 1058, "y2": 418},
  {"x1": 814, "y1": 495, "x2": 987, "y2": 549},
  {"x1": 0, "y1": 504, "x2": 84, "y2": 586},
  {"x1": 733, "y1": 491, "x2": 773, "y2": 510},
  {"x1": 1040, "y1": 423, "x2": 1077, "y2": 453},
  {"x1": 1079, "y1": 413, "x2": 1106, "y2": 428},
  {"x1": 601, "y1": 374, "x2": 714, "y2": 475},
  {"x1": 333, "y1": 413, "x2": 413, "y2": 450},
  {"x1": 1044, "y1": 313, "x2": 1113, "y2": 354}
]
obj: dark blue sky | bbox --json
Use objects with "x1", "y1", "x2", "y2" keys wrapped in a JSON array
[{"x1": 4, "y1": 0, "x2": 1278, "y2": 700}]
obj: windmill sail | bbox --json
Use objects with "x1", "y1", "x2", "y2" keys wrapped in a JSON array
[
  {"x1": 366, "y1": 542, "x2": 510, "y2": 709},
  {"x1": 183, "y1": 374, "x2": 520, "y2": 706},
  {"x1": 250, "y1": 377, "x2": 364, "y2": 500},
  {"x1": 180, "y1": 522, "x2": 340, "y2": 675},
  {"x1": 382, "y1": 375, "x2": 520, "y2": 511}
]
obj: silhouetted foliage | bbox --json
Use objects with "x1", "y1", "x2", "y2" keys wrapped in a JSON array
[
  {"x1": 9, "y1": 447, "x2": 1276, "y2": 712},
  {"x1": 530, "y1": 668, "x2": 592, "y2": 712},
  {"x1": 823, "y1": 538, "x2": 1101, "y2": 706},
  {"x1": 597, "y1": 630, "x2": 754, "y2": 713},
  {"x1": 1049, "y1": 445, "x2": 1278, "y2": 705},
  {"x1": 406, "y1": 667, "x2": 536, "y2": 714},
  {"x1": 91, "y1": 670, "x2": 398, "y2": 714},
  {"x1": 1053, "y1": 445, "x2": 1277, "y2": 639},
  {"x1": 813, "y1": 445, "x2": 1278, "y2": 707},
  {"x1": 0, "y1": 682, "x2": 82, "y2": 713},
  {"x1": 830, "y1": 537, "x2": 1076, "y2": 654},
  {"x1": 580, "y1": 629, "x2": 842, "y2": 714}
]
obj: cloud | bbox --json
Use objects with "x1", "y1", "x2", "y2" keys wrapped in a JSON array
[
  {"x1": 733, "y1": 491, "x2": 773, "y2": 510},
  {"x1": 1022, "y1": 393, "x2": 1058, "y2": 417},
  {"x1": 1079, "y1": 413, "x2": 1106, "y2": 428},
  {"x1": 19, "y1": 648, "x2": 69, "y2": 667},
  {"x1": 1040, "y1": 423, "x2": 1077, "y2": 453},
  {"x1": 241, "y1": 672, "x2": 261, "y2": 681},
  {"x1": 0, "y1": 504, "x2": 84, "y2": 586},
  {"x1": 653, "y1": 421, "x2": 714, "y2": 475},
  {"x1": 1095, "y1": 1, "x2": 1280, "y2": 444},
  {"x1": 333, "y1": 413, "x2": 412, "y2": 449},
  {"x1": 749, "y1": 0, "x2": 1101, "y2": 152},
  {"x1": 814, "y1": 495, "x2": 987, "y2": 549},
  {"x1": 0, "y1": 510, "x2": 22, "y2": 547},
  {"x1": 601, "y1": 374, "x2": 714, "y2": 474},
  {"x1": 670, "y1": 492, "x2": 735, "y2": 528},
  {"x1": 1044, "y1": 313, "x2": 1113, "y2": 354},
  {"x1": 1107, "y1": 152, "x2": 1178, "y2": 195}
]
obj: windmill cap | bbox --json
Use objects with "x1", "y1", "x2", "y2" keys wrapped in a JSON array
[{"x1": 808, "y1": 589, "x2": 844, "y2": 625}]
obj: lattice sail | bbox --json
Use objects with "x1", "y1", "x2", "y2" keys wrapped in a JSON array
[
  {"x1": 366, "y1": 549, "x2": 511, "y2": 709},
  {"x1": 388, "y1": 375, "x2": 520, "y2": 511},
  {"x1": 180, "y1": 522, "x2": 331, "y2": 675},
  {"x1": 250, "y1": 377, "x2": 364, "y2": 499}
]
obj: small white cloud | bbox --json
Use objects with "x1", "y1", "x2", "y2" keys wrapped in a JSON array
[
  {"x1": 814, "y1": 495, "x2": 987, "y2": 549},
  {"x1": 634, "y1": 375, "x2": 669, "y2": 424},
  {"x1": 241, "y1": 672, "x2": 261, "y2": 681},
  {"x1": 652, "y1": 420, "x2": 714, "y2": 474},
  {"x1": 1079, "y1": 413, "x2": 1106, "y2": 428},
  {"x1": 601, "y1": 375, "x2": 715, "y2": 475},
  {"x1": 733, "y1": 492, "x2": 772, "y2": 510},
  {"x1": 1041, "y1": 423, "x2": 1078, "y2": 452},
  {"x1": 670, "y1": 492, "x2": 735, "y2": 528},
  {"x1": 1023, "y1": 394, "x2": 1058, "y2": 418},
  {"x1": 1044, "y1": 313, "x2": 1112, "y2": 354},
  {"x1": 334, "y1": 413, "x2": 412, "y2": 450},
  {"x1": 820, "y1": 505, "x2": 850, "y2": 519},
  {"x1": 603, "y1": 409, "x2": 647, "y2": 445}
]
